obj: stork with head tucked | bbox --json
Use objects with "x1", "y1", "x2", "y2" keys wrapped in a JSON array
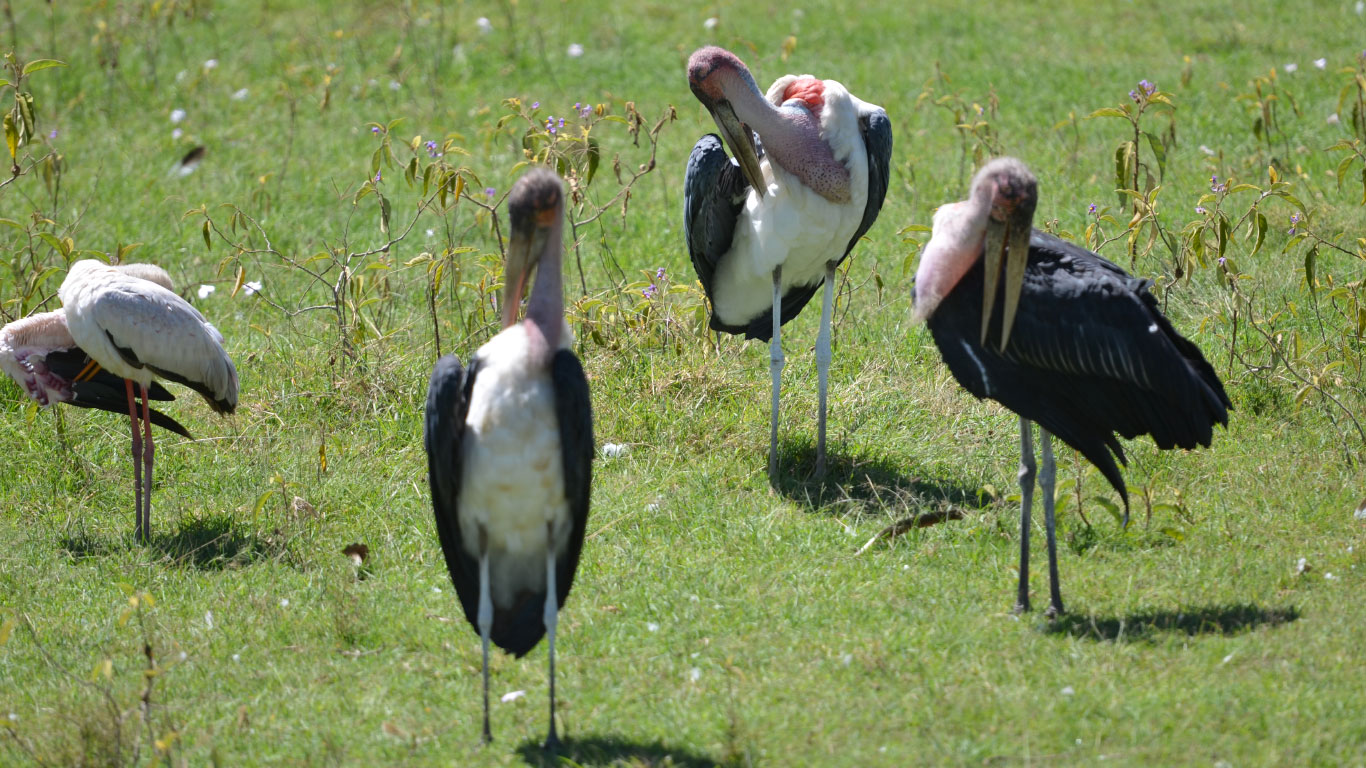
[
  {"x1": 424, "y1": 168, "x2": 593, "y2": 752},
  {"x1": 39, "y1": 261, "x2": 237, "y2": 543},
  {"x1": 913, "y1": 157, "x2": 1230, "y2": 617},
  {"x1": 684, "y1": 45, "x2": 892, "y2": 480}
]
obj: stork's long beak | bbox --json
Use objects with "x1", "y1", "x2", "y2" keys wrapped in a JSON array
[
  {"x1": 501, "y1": 224, "x2": 547, "y2": 328},
  {"x1": 979, "y1": 204, "x2": 1034, "y2": 352},
  {"x1": 710, "y1": 101, "x2": 766, "y2": 198}
]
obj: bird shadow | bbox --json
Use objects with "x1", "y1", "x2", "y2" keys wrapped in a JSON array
[
  {"x1": 150, "y1": 513, "x2": 285, "y2": 570},
  {"x1": 771, "y1": 436, "x2": 987, "y2": 519},
  {"x1": 516, "y1": 734, "x2": 728, "y2": 767},
  {"x1": 1044, "y1": 603, "x2": 1300, "y2": 642}
]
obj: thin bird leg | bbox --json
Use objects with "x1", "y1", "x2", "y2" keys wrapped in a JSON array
[
  {"x1": 768, "y1": 265, "x2": 785, "y2": 482},
  {"x1": 542, "y1": 528, "x2": 561, "y2": 754},
  {"x1": 477, "y1": 543, "x2": 493, "y2": 745},
  {"x1": 1039, "y1": 428, "x2": 1064, "y2": 618},
  {"x1": 1014, "y1": 417, "x2": 1036, "y2": 614},
  {"x1": 814, "y1": 262, "x2": 836, "y2": 478},
  {"x1": 125, "y1": 379, "x2": 145, "y2": 543},
  {"x1": 140, "y1": 384, "x2": 154, "y2": 543}
]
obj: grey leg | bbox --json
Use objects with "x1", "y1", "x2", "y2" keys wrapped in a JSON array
[
  {"x1": 1039, "y1": 429, "x2": 1064, "y2": 618},
  {"x1": 1014, "y1": 417, "x2": 1036, "y2": 614},
  {"x1": 814, "y1": 262, "x2": 835, "y2": 478},
  {"x1": 768, "y1": 265, "x2": 785, "y2": 481},
  {"x1": 542, "y1": 535, "x2": 561, "y2": 753},
  {"x1": 477, "y1": 547, "x2": 493, "y2": 744},
  {"x1": 125, "y1": 379, "x2": 145, "y2": 543},
  {"x1": 139, "y1": 385, "x2": 154, "y2": 544}
]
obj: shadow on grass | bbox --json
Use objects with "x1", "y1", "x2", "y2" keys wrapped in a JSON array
[
  {"x1": 516, "y1": 735, "x2": 727, "y2": 767},
  {"x1": 151, "y1": 513, "x2": 284, "y2": 569},
  {"x1": 60, "y1": 514, "x2": 285, "y2": 570},
  {"x1": 1046, "y1": 603, "x2": 1300, "y2": 642},
  {"x1": 771, "y1": 436, "x2": 986, "y2": 518}
]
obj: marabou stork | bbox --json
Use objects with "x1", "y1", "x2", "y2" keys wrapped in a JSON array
[
  {"x1": 913, "y1": 157, "x2": 1230, "y2": 617},
  {"x1": 424, "y1": 168, "x2": 593, "y2": 751},
  {"x1": 8, "y1": 261, "x2": 237, "y2": 542},
  {"x1": 684, "y1": 46, "x2": 892, "y2": 479}
]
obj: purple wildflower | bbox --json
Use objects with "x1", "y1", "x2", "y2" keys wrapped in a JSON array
[
  {"x1": 1129, "y1": 89, "x2": 1139, "y2": 103},
  {"x1": 374, "y1": 170, "x2": 382, "y2": 183},
  {"x1": 1218, "y1": 256, "x2": 1227, "y2": 267},
  {"x1": 558, "y1": 117, "x2": 565, "y2": 129},
  {"x1": 1289, "y1": 212, "x2": 1300, "y2": 235},
  {"x1": 1195, "y1": 206, "x2": 1206, "y2": 214},
  {"x1": 371, "y1": 126, "x2": 380, "y2": 134},
  {"x1": 531, "y1": 101, "x2": 540, "y2": 109},
  {"x1": 1139, "y1": 79, "x2": 1156, "y2": 96},
  {"x1": 656, "y1": 267, "x2": 666, "y2": 281},
  {"x1": 577, "y1": 102, "x2": 592, "y2": 119},
  {"x1": 643, "y1": 284, "x2": 658, "y2": 299},
  {"x1": 546, "y1": 116, "x2": 557, "y2": 135},
  {"x1": 484, "y1": 187, "x2": 496, "y2": 200},
  {"x1": 1087, "y1": 203, "x2": 1097, "y2": 215},
  {"x1": 48, "y1": 129, "x2": 58, "y2": 140}
]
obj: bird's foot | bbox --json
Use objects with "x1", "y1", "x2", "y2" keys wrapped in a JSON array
[
  {"x1": 542, "y1": 732, "x2": 561, "y2": 755},
  {"x1": 1044, "y1": 603, "x2": 1064, "y2": 620},
  {"x1": 480, "y1": 725, "x2": 492, "y2": 747},
  {"x1": 1013, "y1": 600, "x2": 1030, "y2": 615}
]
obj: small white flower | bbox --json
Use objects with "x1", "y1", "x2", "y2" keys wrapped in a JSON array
[
  {"x1": 1358, "y1": 0, "x2": 1364, "y2": 14},
  {"x1": 8, "y1": 713, "x2": 17, "y2": 722},
  {"x1": 172, "y1": 128, "x2": 183, "y2": 140},
  {"x1": 1060, "y1": 686, "x2": 1075, "y2": 696},
  {"x1": 232, "y1": 88, "x2": 249, "y2": 101},
  {"x1": 1313, "y1": 58, "x2": 1327, "y2": 70},
  {"x1": 689, "y1": 594, "x2": 699, "y2": 603},
  {"x1": 170, "y1": 108, "x2": 187, "y2": 123},
  {"x1": 601, "y1": 443, "x2": 627, "y2": 458},
  {"x1": 242, "y1": 280, "x2": 263, "y2": 296},
  {"x1": 231, "y1": 653, "x2": 240, "y2": 662},
  {"x1": 1355, "y1": 500, "x2": 1366, "y2": 519},
  {"x1": 425, "y1": 228, "x2": 435, "y2": 237},
  {"x1": 1295, "y1": 557, "x2": 1310, "y2": 575},
  {"x1": 1198, "y1": 144, "x2": 1215, "y2": 156},
  {"x1": 500, "y1": 690, "x2": 525, "y2": 703},
  {"x1": 205, "y1": 611, "x2": 214, "y2": 629},
  {"x1": 476, "y1": 16, "x2": 492, "y2": 33},
  {"x1": 1284, "y1": 63, "x2": 1298, "y2": 73},
  {"x1": 175, "y1": 70, "x2": 187, "y2": 82},
  {"x1": 179, "y1": 651, "x2": 188, "y2": 661},
  {"x1": 432, "y1": 585, "x2": 442, "y2": 593},
  {"x1": 1325, "y1": 572, "x2": 1336, "y2": 580},
  {"x1": 703, "y1": 16, "x2": 719, "y2": 29},
  {"x1": 646, "y1": 622, "x2": 659, "y2": 632},
  {"x1": 567, "y1": 43, "x2": 584, "y2": 58},
  {"x1": 280, "y1": 598, "x2": 290, "y2": 608},
  {"x1": 1221, "y1": 653, "x2": 1234, "y2": 664},
  {"x1": 645, "y1": 503, "x2": 659, "y2": 513},
  {"x1": 840, "y1": 653, "x2": 853, "y2": 666},
  {"x1": 388, "y1": 80, "x2": 401, "y2": 91},
  {"x1": 203, "y1": 59, "x2": 218, "y2": 70},
  {"x1": 1328, "y1": 113, "x2": 1341, "y2": 125},
  {"x1": 197, "y1": 284, "x2": 216, "y2": 299},
  {"x1": 689, "y1": 667, "x2": 701, "y2": 682}
]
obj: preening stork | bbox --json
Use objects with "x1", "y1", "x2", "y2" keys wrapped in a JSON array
[
  {"x1": 913, "y1": 158, "x2": 1230, "y2": 617},
  {"x1": 684, "y1": 46, "x2": 892, "y2": 479},
  {"x1": 424, "y1": 168, "x2": 593, "y2": 751},
  {"x1": 1, "y1": 265, "x2": 194, "y2": 439},
  {"x1": 5, "y1": 261, "x2": 237, "y2": 542}
]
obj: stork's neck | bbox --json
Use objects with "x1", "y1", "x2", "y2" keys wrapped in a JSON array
[
  {"x1": 912, "y1": 184, "x2": 994, "y2": 322},
  {"x1": 723, "y1": 75, "x2": 851, "y2": 202},
  {"x1": 524, "y1": 214, "x2": 565, "y2": 351}
]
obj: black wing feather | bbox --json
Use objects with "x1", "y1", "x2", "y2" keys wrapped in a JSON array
[
  {"x1": 41, "y1": 348, "x2": 192, "y2": 437},
  {"x1": 684, "y1": 133, "x2": 749, "y2": 305},
  {"x1": 550, "y1": 349, "x2": 594, "y2": 610},
  {"x1": 928, "y1": 230, "x2": 1230, "y2": 509},
  {"x1": 424, "y1": 354, "x2": 484, "y2": 638}
]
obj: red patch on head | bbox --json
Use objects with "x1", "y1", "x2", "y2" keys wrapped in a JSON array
[{"x1": 782, "y1": 76, "x2": 825, "y2": 113}]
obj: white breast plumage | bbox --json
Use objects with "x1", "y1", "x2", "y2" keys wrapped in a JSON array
[{"x1": 458, "y1": 323, "x2": 572, "y2": 605}]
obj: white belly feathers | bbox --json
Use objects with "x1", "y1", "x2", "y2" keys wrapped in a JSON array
[{"x1": 458, "y1": 324, "x2": 572, "y2": 604}]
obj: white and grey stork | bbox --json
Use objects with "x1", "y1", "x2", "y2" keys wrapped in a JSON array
[
  {"x1": 913, "y1": 157, "x2": 1230, "y2": 617},
  {"x1": 423, "y1": 168, "x2": 593, "y2": 751},
  {"x1": 684, "y1": 46, "x2": 892, "y2": 480},
  {"x1": 6, "y1": 261, "x2": 237, "y2": 542},
  {"x1": 2, "y1": 265, "x2": 195, "y2": 440}
]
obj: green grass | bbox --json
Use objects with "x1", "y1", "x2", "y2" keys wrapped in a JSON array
[{"x1": 2, "y1": 0, "x2": 1366, "y2": 765}]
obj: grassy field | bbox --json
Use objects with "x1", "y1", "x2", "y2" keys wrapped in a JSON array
[{"x1": 2, "y1": 0, "x2": 1365, "y2": 765}]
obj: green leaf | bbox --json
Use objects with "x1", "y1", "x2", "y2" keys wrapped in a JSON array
[
  {"x1": 585, "y1": 136, "x2": 600, "y2": 186},
  {"x1": 202, "y1": 220, "x2": 212, "y2": 250},
  {"x1": 3, "y1": 113, "x2": 16, "y2": 159},
  {"x1": 1335, "y1": 153, "x2": 1357, "y2": 190},
  {"x1": 1250, "y1": 212, "x2": 1267, "y2": 257},
  {"x1": 1143, "y1": 131, "x2": 1167, "y2": 180},
  {"x1": 379, "y1": 195, "x2": 391, "y2": 235},
  {"x1": 1305, "y1": 246, "x2": 1317, "y2": 296},
  {"x1": 21, "y1": 59, "x2": 65, "y2": 75},
  {"x1": 1086, "y1": 107, "x2": 1129, "y2": 119}
]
